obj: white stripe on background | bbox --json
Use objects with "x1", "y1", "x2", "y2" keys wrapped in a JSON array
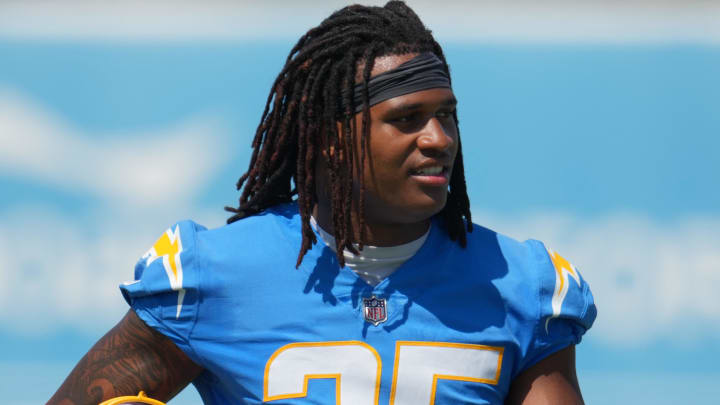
[{"x1": 0, "y1": 0, "x2": 718, "y2": 43}]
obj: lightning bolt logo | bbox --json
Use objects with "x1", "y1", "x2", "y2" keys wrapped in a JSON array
[
  {"x1": 142, "y1": 225, "x2": 185, "y2": 319},
  {"x1": 545, "y1": 247, "x2": 581, "y2": 333}
]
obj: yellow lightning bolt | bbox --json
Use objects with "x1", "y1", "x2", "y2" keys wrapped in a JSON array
[
  {"x1": 151, "y1": 230, "x2": 181, "y2": 281},
  {"x1": 548, "y1": 249, "x2": 578, "y2": 299},
  {"x1": 545, "y1": 247, "x2": 581, "y2": 332},
  {"x1": 144, "y1": 225, "x2": 185, "y2": 318}
]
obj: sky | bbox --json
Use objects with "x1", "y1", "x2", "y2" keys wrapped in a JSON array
[{"x1": 1, "y1": 1, "x2": 719, "y2": 404}]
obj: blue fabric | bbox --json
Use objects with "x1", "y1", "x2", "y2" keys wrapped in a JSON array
[{"x1": 120, "y1": 203, "x2": 596, "y2": 404}]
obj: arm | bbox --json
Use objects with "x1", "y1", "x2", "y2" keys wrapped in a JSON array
[
  {"x1": 48, "y1": 309, "x2": 203, "y2": 405},
  {"x1": 505, "y1": 345, "x2": 584, "y2": 405}
]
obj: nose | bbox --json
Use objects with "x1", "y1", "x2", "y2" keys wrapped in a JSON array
[{"x1": 417, "y1": 117, "x2": 455, "y2": 153}]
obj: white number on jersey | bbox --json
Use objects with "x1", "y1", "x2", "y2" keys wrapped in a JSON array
[{"x1": 264, "y1": 340, "x2": 504, "y2": 405}]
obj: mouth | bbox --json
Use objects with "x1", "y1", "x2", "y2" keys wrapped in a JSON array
[
  {"x1": 409, "y1": 165, "x2": 450, "y2": 186},
  {"x1": 410, "y1": 165, "x2": 445, "y2": 175}
]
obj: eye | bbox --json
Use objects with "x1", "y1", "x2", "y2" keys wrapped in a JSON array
[
  {"x1": 436, "y1": 109, "x2": 455, "y2": 119},
  {"x1": 392, "y1": 113, "x2": 420, "y2": 124}
]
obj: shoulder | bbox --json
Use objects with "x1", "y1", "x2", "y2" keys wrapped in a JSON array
[
  {"x1": 197, "y1": 202, "x2": 301, "y2": 245},
  {"x1": 122, "y1": 202, "x2": 302, "y2": 301},
  {"x1": 460, "y1": 222, "x2": 596, "y2": 353},
  {"x1": 191, "y1": 203, "x2": 302, "y2": 267},
  {"x1": 118, "y1": 204, "x2": 304, "y2": 355},
  {"x1": 463, "y1": 222, "x2": 586, "y2": 298},
  {"x1": 470, "y1": 224, "x2": 596, "y2": 372},
  {"x1": 456, "y1": 222, "x2": 548, "y2": 277}
]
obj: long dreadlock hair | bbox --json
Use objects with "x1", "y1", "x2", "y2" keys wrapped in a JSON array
[{"x1": 225, "y1": 1, "x2": 472, "y2": 268}]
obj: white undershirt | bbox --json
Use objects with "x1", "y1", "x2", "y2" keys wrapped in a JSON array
[{"x1": 311, "y1": 217, "x2": 430, "y2": 286}]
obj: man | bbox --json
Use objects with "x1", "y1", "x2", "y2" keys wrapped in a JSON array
[{"x1": 49, "y1": 2, "x2": 595, "y2": 404}]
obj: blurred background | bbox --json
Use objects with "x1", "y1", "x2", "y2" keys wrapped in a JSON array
[{"x1": 1, "y1": 0, "x2": 718, "y2": 403}]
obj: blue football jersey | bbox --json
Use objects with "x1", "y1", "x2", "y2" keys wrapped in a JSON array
[{"x1": 120, "y1": 203, "x2": 596, "y2": 404}]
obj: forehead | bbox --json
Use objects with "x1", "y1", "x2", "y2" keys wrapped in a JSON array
[
  {"x1": 370, "y1": 53, "x2": 419, "y2": 77},
  {"x1": 355, "y1": 53, "x2": 419, "y2": 82}
]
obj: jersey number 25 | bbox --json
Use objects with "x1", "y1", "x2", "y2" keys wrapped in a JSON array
[{"x1": 264, "y1": 340, "x2": 504, "y2": 404}]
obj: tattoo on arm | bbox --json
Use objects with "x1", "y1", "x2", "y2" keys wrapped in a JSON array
[{"x1": 47, "y1": 310, "x2": 203, "y2": 405}]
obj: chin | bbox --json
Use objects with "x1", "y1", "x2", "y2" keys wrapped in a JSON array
[
  {"x1": 396, "y1": 194, "x2": 448, "y2": 223},
  {"x1": 363, "y1": 188, "x2": 448, "y2": 224}
]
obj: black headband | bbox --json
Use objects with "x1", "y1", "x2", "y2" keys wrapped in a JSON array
[{"x1": 345, "y1": 53, "x2": 451, "y2": 113}]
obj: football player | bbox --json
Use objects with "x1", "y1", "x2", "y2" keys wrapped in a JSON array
[{"x1": 48, "y1": 2, "x2": 595, "y2": 404}]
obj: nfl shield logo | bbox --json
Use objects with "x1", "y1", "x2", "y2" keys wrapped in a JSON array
[{"x1": 362, "y1": 296, "x2": 387, "y2": 326}]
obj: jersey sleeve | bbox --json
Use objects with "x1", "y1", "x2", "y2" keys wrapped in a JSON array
[
  {"x1": 119, "y1": 220, "x2": 207, "y2": 366},
  {"x1": 522, "y1": 240, "x2": 597, "y2": 370}
]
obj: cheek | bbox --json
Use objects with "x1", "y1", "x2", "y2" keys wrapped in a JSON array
[
  {"x1": 356, "y1": 123, "x2": 414, "y2": 195},
  {"x1": 365, "y1": 146, "x2": 410, "y2": 188},
  {"x1": 367, "y1": 131, "x2": 413, "y2": 170}
]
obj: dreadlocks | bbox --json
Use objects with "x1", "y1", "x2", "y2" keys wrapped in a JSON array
[{"x1": 225, "y1": 1, "x2": 472, "y2": 267}]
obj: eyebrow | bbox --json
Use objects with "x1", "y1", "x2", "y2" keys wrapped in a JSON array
[{"x1": 386, "y1": 97, "x2": 457, "y2": 114}]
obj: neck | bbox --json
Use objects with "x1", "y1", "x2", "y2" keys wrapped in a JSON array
[{"x1": 312, "y1": 203, "x2": 430, "y2": 247}]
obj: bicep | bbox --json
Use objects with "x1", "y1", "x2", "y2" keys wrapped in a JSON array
[
  {"x1": 48, "y1": 309, "x2": 203, "y2": 405},
  {"x1": 505, "y1": 345, "x2": 584, "y2": 405}
]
